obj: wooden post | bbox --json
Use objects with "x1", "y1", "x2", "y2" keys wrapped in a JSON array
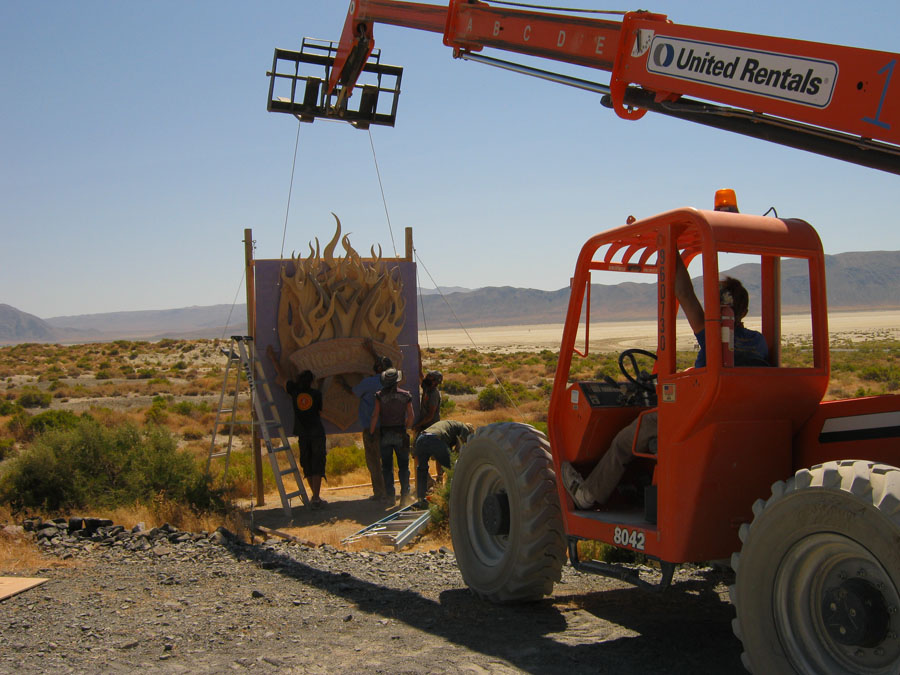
[
  {"x1": 405, "y1": 227, "x2": 413, "y2": 261},
  {"x1": 244, "y1": 228, "x2": 265, "y2": 506}
]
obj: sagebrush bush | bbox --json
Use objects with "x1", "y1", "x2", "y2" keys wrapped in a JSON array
[
  {"x1": 0, "y1": 400, "x2": 21, "y2": 416},
  {"x1": 439, "y1": 397, "x2": 456, "y2": 416},
  {"x1": 16, "y1": 388, "x2": 51, "y2": 409},
  {"x1": 477, "y1": 385, "x2": 507, "y2": 410},
  {"x1": 326, "y1": 444, "x2": 366, "y2": 477},
  {"x1": 0, "y1": 438, "x2": 14, "y2": 461},
  {"x1": 0, "y1": 417, "x2": 226, "y2": 513},
  {"x1": 24, "y1": 409, "x2": 83, "y2": 437},
  {"x1": 442, "y1": 380, "x2": 475, "y2": 395}
]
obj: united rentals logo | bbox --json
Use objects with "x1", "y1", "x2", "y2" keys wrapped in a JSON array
[{"x1": 645, "y1": 35, "x2": 838, "y2": 108}]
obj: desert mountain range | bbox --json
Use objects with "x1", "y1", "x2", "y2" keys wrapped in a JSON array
[{"x1": 3, "y1": 251, "x2": 900, "y2": 344}]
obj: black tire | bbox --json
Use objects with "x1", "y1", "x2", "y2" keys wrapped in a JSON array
[
  {"x1": 731, "y1": 460, "x2": 900, "y2": 674},
  {"x1": 449, "y1": 422, "x2": 566, "y2": 603}
]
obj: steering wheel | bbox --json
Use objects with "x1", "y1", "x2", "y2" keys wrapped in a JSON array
[{"x1": 618, "y1": 348, "x2": 658, "y2": 393}]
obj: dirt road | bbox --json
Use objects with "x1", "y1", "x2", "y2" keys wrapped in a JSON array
[{"x1": 2, "y1": 510, "x2": 744, "y2": 674}]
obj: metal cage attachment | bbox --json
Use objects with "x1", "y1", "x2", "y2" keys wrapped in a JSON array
[{"x1": 267, "y1": 38, "x2": 402, "y2": 129}]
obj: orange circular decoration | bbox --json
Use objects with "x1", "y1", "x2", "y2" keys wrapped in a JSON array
[{"x1": 296, "y1": 392, "x2": 313, "y2": 411}]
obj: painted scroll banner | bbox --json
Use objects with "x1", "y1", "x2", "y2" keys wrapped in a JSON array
[{"x1": 288, "y1": 338, "x2": 405, "y2": 430}]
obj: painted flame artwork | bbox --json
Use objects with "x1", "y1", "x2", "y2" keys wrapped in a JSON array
[{"x1": 275, "y1": 214, "x2": 407, "y2": 430}]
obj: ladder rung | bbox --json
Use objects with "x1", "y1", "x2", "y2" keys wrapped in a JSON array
[
  {"x1": 279, "y1": 468, "x2": 297, "y2": 476},
  {"x1": 268, "y1": 446, "x2": 291, "y2": 454},
  {"x1": 209, "y1": 451, "x2": 229, "y2": 458},
  {"x1": 284, "y1": 490, "x2": 304, "y2": 499}
]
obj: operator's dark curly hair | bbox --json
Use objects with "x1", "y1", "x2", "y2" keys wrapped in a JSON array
[{"x1": 719, "y1": 276, "x2": 749, "y2": 320}]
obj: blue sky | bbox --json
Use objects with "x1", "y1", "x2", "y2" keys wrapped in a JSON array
[{"x1": 2, "y1": 1, "x2": 897, "y2": 318}]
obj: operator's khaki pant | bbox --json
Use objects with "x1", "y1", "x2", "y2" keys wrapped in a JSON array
[
  {"x1": 362, "y1": 429, "x2": 387, "y2": 498},
  {"x1": 583, "y1": 412, "x2": 658, "y2": 505}
]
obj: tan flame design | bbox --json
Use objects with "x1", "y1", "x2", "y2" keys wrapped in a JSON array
[{"x1": 276, "y1": 214, "x2": 405, "y2": 356}]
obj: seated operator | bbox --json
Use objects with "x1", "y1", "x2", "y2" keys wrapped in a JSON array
[{"x1": 562, "y1": 251, "x2": 768, "y2": 510}]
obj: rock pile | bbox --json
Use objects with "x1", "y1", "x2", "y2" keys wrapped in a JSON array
[{"x1": 23, "y1": 516, "x2": 237, "y2": 560}]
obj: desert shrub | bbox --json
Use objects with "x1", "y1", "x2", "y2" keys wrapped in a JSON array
[
  {"x1": 16, "y1": 388, "x2": 51, "y2": 409},
  {"x1": 0, "y1": 400, "x2": 21, "y2": 416},
  {"x1": 6, "y1": 411, "x2": 32, "y2": 442},
  {"x1": 171, "y1": 400, "x2": 210, "y2": 417},
  {"x1": 577, "y1": 539, "x2": 646, "y2": 564},
  {"x1": 145, "y1": 397, "x2": 169, "y2": 425},
  {"x1": 426, "y1": 463, "x2": 454, "y2": 528},
  {"x1": 0, "y1": 418, "x2": 225, "y2": 512},
  {"x1": 477, "y1": 385, "x2": 508, "y2": 410},
  {"x1": 25, "y1": 409, "x2": 83, "y2": 436},
  {"x1": 95, "y1": 369, "x2": 113, "y2": 380},
  {"x1": 0, "y1": 439, "x2": 14, "y2": 461},
  {"x1": 326, "y1": 444, "x2": 367, "y2": 477},
  {"x1": 440, "y1": 397, "x2": 456, "y2": 416},
  {"x1": 442, "y1": 380, "x2": 475, "y2": 395}
]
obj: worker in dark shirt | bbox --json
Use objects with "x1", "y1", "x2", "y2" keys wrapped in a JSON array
[
  {"x1": 370, "y1": 368, "x2": 414, "y2": 507},
  {"x1": 413, "y1": 420, "x2": 474, "y2": 508},
  {"x1": 268, "y1": 347, "x2": 327, "y2": 509}
]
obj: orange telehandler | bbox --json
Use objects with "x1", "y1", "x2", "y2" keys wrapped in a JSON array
[{"x1": 267, "y1": 3, "x2": 900, "y2": 673}]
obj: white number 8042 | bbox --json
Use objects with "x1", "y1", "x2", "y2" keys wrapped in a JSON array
[{"x1": 613, "y1": 526, "x2": 646, "y2": 550}]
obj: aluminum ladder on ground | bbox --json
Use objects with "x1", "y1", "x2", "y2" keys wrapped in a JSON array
[
  {"x1": 206, "y1": 336, "x2": 309, "y2": 517},
  {"x1": 341, "y1": 504, "x2": 431, "y2": 550}
]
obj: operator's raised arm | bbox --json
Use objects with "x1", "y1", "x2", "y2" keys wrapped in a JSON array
[{"x1": 675, "y1": 251, "x2": 704, "y2": 334}]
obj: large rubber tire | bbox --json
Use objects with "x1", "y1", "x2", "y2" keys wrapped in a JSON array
[
  {"x1": 449, "y1": 422, "x2": 566, "y2": 603},
  {"x1": 730, "y1": 460, "x2": 900, "y2": 674}
]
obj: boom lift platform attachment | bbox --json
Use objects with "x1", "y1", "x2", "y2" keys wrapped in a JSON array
[{"x1": 267, "y1": 37, "x2": 402, "y2": 129}]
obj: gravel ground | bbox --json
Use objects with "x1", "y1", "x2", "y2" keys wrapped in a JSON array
[{"x1": 1, "y1": 519, "x2": 745, "y2": 674}]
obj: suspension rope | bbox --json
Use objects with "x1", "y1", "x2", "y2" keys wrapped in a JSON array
[
  {"x1": 485, "y1": 1, "x2": 626, "y2": 15},
  {"x1": 279, "y1": 119, "x2": 303, "y2": 262},
  {"x1": 368, "y1": 128, "x2": 399, "y2": 258},
  {"x1": 221, "y1": 268, "x2": 247, "y2": 340},
  {"x1": 414, "y1": 249, "x2": 526, "y2": 422},
  {"x1": 415, "y1": 248, "x2": 430, "y2": 349}
]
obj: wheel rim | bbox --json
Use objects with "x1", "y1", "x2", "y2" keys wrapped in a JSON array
[
  {"x1": 774, "y1": 533, "x2": 900, "y2": 674},
  {"x1": 465, "y1": 462, "x2": 509, "y2": 566}
]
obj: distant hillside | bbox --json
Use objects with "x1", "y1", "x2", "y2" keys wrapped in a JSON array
[
  {"x1": 3, "y1": 251, "x2": 900, "y2": 344},
  {"x1": 419, "y1": 250, "x2": 900, "y2": 329},
  {"x1": 45, "y1": 305, "x2": 247, "y2": 341},
  {"x1": 0, "y1": 304, "x2": 60, "y2": 343},
  {"x1": 0, "y1": 304, "x2": 246, "y2": 344}
]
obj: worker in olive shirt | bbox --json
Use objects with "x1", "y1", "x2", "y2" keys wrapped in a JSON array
[{"x1": 413, "y1": 420, "x2": 475, "y2": 508}]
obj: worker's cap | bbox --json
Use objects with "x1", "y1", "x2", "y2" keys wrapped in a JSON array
[
  {"x1": 463, "y1": 423, "x2": 475, "y2": 439},
  {"x1": 425, "y1": 370, "x2": 443, "y2": 385},
  {"x1": 381, "y1": 368, "x2": 401, "y2": 386}
]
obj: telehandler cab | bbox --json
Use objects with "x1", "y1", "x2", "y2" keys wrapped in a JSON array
[
  {"x1": 268, "y1": 2, "x2": 900, "y2": 672},
  {"x1": 449, "y1": 193, "x2": 900, "y2": 675}
]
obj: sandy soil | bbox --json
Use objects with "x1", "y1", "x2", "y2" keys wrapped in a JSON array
[{"x1": 419, "y1": 309, "x2": 900, "y2": 351}]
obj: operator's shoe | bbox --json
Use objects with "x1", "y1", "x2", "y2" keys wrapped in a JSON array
[
  {"x1": 561, "y1": 462, "x2": 594, "y2": 509},
  {"x1": 399, "y1": 493, "x2": 414, "y2": 508}
]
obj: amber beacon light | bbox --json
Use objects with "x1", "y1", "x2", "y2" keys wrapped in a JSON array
[{"x1": 714, "y1": 189, "x2": 740, "y2": 212}]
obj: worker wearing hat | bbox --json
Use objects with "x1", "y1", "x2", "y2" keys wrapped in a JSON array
[
  {"x1": 351, "y1": 349, "x2": 393, "y2": 502},
  {"x1": 369, "y1": 367, "x2": 414, "y2": 507}
]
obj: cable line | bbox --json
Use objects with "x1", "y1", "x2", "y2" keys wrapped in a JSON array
[
  {"x1": 414, "y1": 249, "x2": 525, "y2": 422},
  {"x1": 368, "y1": 128, "x2": 398, "y2": 258}
]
